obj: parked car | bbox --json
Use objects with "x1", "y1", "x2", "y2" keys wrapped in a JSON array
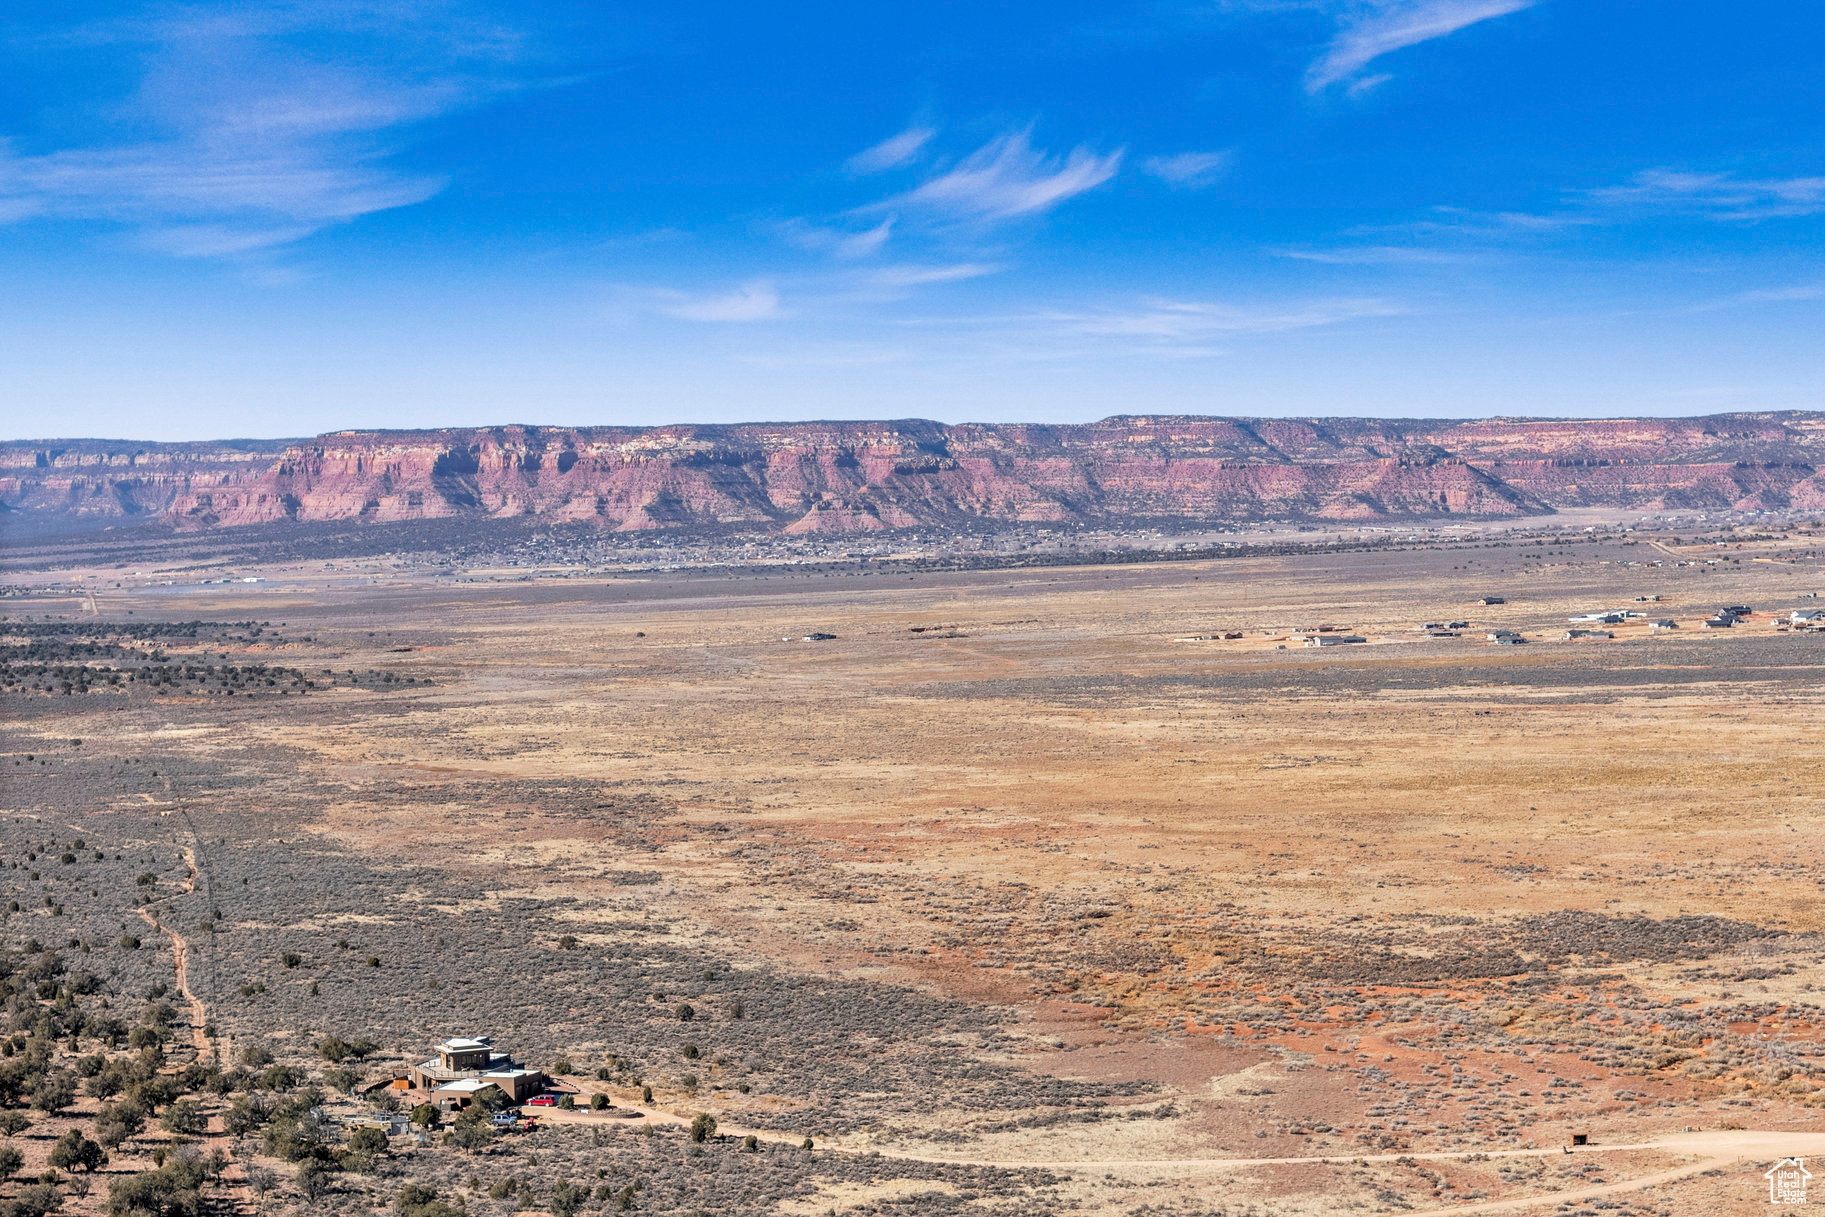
[{"x1": 524, "y1": 1094, "x2": 558, "y2": 1107}]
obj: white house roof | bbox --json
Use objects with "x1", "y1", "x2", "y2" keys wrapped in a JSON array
[
  {"x1": 439, "y1": 1038, "x2": 491, "y2": 1052},
  {"x1": 434, "y1": 1078, "x2": 502, "y2": 1094},
  {"x1": 480, "y1": 1068, "x2": 538, "y2": 1079}
]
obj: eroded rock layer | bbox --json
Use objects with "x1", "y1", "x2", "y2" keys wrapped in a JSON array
[{"x1": 4, "y1": 413, "x2": 1823, "y2": 534}]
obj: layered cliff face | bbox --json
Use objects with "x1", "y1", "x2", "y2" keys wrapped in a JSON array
[
  {"x1": 0, "y1": 438, "x2": 299, "y2": 537},
  {"x1": 4, "y1": 413, "x2": 1823, "y2": 537}
]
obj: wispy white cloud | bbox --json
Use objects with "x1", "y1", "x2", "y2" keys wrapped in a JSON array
[
  {"x1": 883, "y1": 131, "x2": 1122, "y2": 222},
  {"x1": 782, "y1": 217, "x2": 896, "y2": 260},
  {"x1": 1040, "y1": 296, "x2": 1404, "y2": 341},
  {"x1": 1306, "y1": 0, "x2": 1532, "y2": 93},
  {"x1": 1354, "y1": 166, "x2": 1825, "y2": 254},
  {"x1": 1143, "y1": 150, "x2": 1233, "y2": 188},
  {"x1": 1483, "y1": 209, "x2": 1583, "y2": 231},
  {"x1": 0, "y1": 4, "x2": 520, "y2": 258},
  {"x1": 846, "y1": 126, "x2": 936, "y2": 174},
  {"x1": 655, "y1": 281, "x2": 785, "y2": 323},
  {"x1": 0, "y1": 137, "x2": 443, "y2": 255},
  {"x1": 887, "y1": 292, "x2": 1407, "y2": 366},
  {"x1": 1586, "y1": 169, "x2": 1825, "y2": 220},
  {"x1": 643, "y1": 263, "x2": 997, "y2": 322},
  {"x1": 1695, "y1": 283, "x2": 1825, "y2": 311},
  {"x1": 1277, "y1": 244, "x2": 1465, "y2": 264},
  {"x1": 141, "y1": 222, "x2": 330, "y2": 259},
  {"x1": 1352, "y1": 204, "x2": 1594, "y2": 244},
  {"x1": 1736, "y1": 283, "x2": 1825, "y2": 303},
  {"x1": 867, "y1": 262, "x2": 1000, "y2": 288},
  {"x1": 835, "y1": 218, "x2": 896, "y2": 258},
  {"x1": 738, "y1": 343, "x2": 911, "y2": 370}
]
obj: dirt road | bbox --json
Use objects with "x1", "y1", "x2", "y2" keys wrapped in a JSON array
[
  {"x1": 122, "y1": 837, "x2": 1820, "y2": 1217},
  {"x1": 137, "y1": 844, "x2": 252, "y2": 1211},
  {"x1": 137, "y1": 846, "x2": 212, "y2": 1063},
  {"x1": 541, "y1": 1081, "x2": 1821, "y2": 1212}
]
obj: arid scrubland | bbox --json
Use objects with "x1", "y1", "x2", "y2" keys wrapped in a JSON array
[{"x1": 3, "y1": 523, "x2": 1825, "y2": 1215}]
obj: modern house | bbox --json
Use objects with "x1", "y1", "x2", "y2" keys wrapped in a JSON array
[{"x1": 407, "y1": 1036, "x2": 547, "y2": 1104}]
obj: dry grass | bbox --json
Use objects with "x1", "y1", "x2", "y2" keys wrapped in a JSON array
[{"x1": 4, "y1": 524, "x2": 1824, "y2": 1213}]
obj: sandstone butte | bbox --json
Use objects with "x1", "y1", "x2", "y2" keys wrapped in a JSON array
[{"x1": 4, "y1": 412, "x2": 1824, "y2": 535}]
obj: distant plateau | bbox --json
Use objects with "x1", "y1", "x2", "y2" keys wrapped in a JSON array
[{"x1": 4, "y1": 413, "x2": 1823, "y2": 537}]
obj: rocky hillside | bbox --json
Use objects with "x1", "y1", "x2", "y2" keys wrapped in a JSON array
[{"x1": 4, "y1": 413, "x2": 1823, "y2": 536}]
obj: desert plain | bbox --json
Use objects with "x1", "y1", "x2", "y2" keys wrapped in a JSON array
[{"x1": 3, "y1": 519, "x2": 1825, "y2": 1216}]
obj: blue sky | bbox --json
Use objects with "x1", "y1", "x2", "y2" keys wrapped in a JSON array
[{"x1": 3, "y1": 1, "x2": 1823, "y2": 439}]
